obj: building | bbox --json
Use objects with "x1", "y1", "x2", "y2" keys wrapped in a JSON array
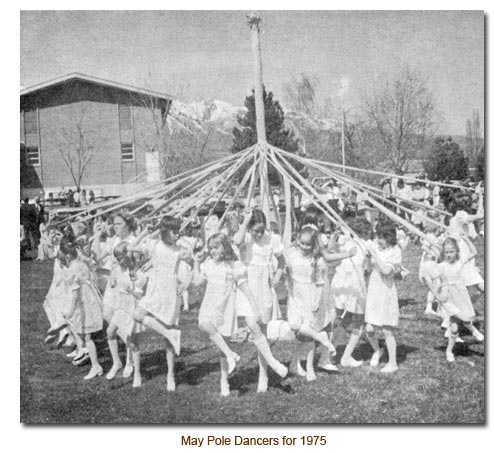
[{"x1": 20, "y1": 73, "x2": 173, "y2": 199}]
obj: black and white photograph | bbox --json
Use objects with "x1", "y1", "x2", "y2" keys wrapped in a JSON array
[{"x1": 17, "y1": 7, "x2": 486, "y2": 430}]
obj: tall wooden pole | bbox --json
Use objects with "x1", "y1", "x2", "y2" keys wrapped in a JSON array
[{"x1": 247, "y1": 14, "x2": 271, "y2": 222}]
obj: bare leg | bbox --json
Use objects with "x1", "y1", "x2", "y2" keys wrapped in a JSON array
[
  {"x1": 341, "y1": 327, "x2": 364, "y2": 367},
  {"x1": 83, "y1": 334, "x2": 103, "y2": 380},
  {"x1": 257, "y1": 352, "x2": 268, "y2": 393},
  {"x1": 219, "y1": 358, "x2": 230, "y2": 397},
  {"x1": 306, "y1": 343, "x2": 316, "y2": 381},
  {"x1": 366, "y1": 324, "x2": 381, "y2": 367},
  {"x1": 106, "y1": 323, "x2": 122, "y2": 380},
  {"x1": 381, "y1": 328, "x2": 398, "y2": 373},
  {"x1": 166, "y1": 346, "x2": 176, "y2": 391}
]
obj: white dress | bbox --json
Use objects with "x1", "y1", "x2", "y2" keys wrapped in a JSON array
[
  {"x1": 448, "y1": 211, "x2": 483, "y2": 286},
  {"x1": 43, "y1": 254, "x2": 68, "y2": 329},
  {"x1": 365, "y1": 244, "x2": 402, "y2": 327},
  {"x1": 111, "y1": 267, "x2": 148, "y2": 341},
  {"x1": 237, "y1": 232, "x2": 283, "y2": 323},
  {"x1": 136, "y1": 240, "x2": 182, "y2": 326},
  {"x1": 101, "y1": 235, "x2": 135, "y2": 310},
  {"x1": 331, "y1": 236, "x2": 367, "y2": 315},
  {"x1": 431, "y1": 260, "x2": 476, "y2": 322},
  {"x1": 198, "y1": 259, "x2": 245, "y2": 337},
  {"x1": 65, "y1": 260, "x2": 103, "y2": 335},
  {"x1": 285, "y1": 247, "x2": 326, "y2": 330}
]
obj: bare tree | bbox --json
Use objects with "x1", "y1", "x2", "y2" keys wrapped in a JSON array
[
  {"x1": 466, "y1": 109, "x2": 483, "y2": 162},
  {"x1": 362, "y1": 65, "x2": 438, "y2": 173},
  {"x1": 283, "y1": 73, "x2": 320, "y2": 116},
  {"x1": 52, "y1": 102, "x2": 101, "y2": 187}
]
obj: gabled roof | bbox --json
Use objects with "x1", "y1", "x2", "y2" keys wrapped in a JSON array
[{"x1": 20, "y1": 73, "x2": 174, "y2": 100}]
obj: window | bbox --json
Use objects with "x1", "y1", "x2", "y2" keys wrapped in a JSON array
[
  {"x1": 26, "y1": 146, "x2": 40, "y2": 166},
  {"x1": 121, "y1": 143, "x2": 134, "y2": 161},
  {"x1": 24, "y1": 111, "x2": 38, "y2": 134},
  {"x1": 119, "y1": 105, "x2": 132, "y2": 130}
]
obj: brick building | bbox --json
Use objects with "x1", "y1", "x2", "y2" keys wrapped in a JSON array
[{"x1": 20, "y1": 73, "x2": 173, "y2": 199}]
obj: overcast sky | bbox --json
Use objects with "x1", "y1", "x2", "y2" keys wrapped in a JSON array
[{"x1": 20, "y1": 10, "x2": 484, "y2": 135}]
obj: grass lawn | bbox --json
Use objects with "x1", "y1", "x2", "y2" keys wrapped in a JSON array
[{"x1": 20, "y1": 239, "x2": 485, "y2": 424}]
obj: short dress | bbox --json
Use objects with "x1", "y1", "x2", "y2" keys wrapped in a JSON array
[
  {"x1": 448, "y1": 211, "x2": 483, "y2": 286},
  {"x1": 236, "y1": 231, "x2": 283, "y2": 323},
  {"x1": 331, "y1": 236, "x2": 367, "y2": 315},
  {"x1": 285, "y1": 247, "x2": 327, "y2": 331},
  {"x1": 431, "y1": 260, "x2": 476, "y2": 322},
  {"x1": 65, "y1": 260, "x2": 103, "y2": 335},
  {"x1": 101, "y1": 235, "x2": 135, "y2": 311},
  {"x1": 198, "y1": 258, "x2": 245, "y2": 337},
  {"x1": 43, "y1": 254, "x2": 68, "y2": 328},
  {"x1": 110, "y1": 267, "x2": 148, "y2": 341},
  {"x1": 365, "y1": 244, "x2": 402, "y2": 327},
  {"x1": 136, "y1": 239, "x2": 182, "y2": 327}
]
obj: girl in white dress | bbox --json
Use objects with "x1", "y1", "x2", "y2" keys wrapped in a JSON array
[
  {"x1": 129, "y1": 216, "x2": 188, "y2": 392},
  {"x1": 193, "y1": 233, "x2": 241, "y2": 396},
  {"x1": 58, "y1": 240, "x2": 104, "y2": 380},
  {"x1": 93, "y1": 211, "x2": 137, "y2": 378},
  {"x1": 364, "y1": 223, "x2": 402, "y2": 373},
  {"x1": 234, "y1": 209, "x2": 288, "y2": 392},
  {"x1": 284, "y1": 227, "x2": 337, "y2": 381},
  {"x1": 419, "y1": 222, "x2": 442, "y2": 316},
  {"x1": 331, "y1": 217, "x2": 372, "y2": 368},
  {"x1": 105, "y1": 242, "x2": 148, "y2": 387},
  {"x1": 447, "y1": 200, "x2": 484, "y2": 292},
  {"x1": 429, "y1": 237, "x2": 484, "y2": 362}
]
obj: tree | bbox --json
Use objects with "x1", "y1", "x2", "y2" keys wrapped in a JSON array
[
  {"x1": 466, "y1": 109, "x2": 483, "y2": 163},
  {"x1": 424, "y1": 136, "x2": 468, "y2": 181},
  {"x1": 232, "y1": 86, "x2": 299, "y2": 154},
  {"x1": 48, "y1": 102, "x2": 101, "y2": 188},
  {"x1": 476, "y1": 145, "x2": 484, "y2": 180},
  {"x1": 363, "y1": 65, "x2": 438, "y2": 173}
]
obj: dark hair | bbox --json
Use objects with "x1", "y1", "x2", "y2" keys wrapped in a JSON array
[
  {"x1": 248, "y1": 209, "x2": 266, "y2": 230},
  {"x1": 59, "y1": 239, "x2": 78, "y2": 260},
  {"x1": 375, "y1": 223, "x2": 397, "y2": 247},
  {"x1": 440, "y1": 237, "x2": 460, "y2": 263},
  {"x1": 159, "y1": 215, "x2": 181, "y2": 242},
  {"x1": 113, "y1": 241, "x2": 129, "y2": 259},
  {"x1": 113, "y1": 211, "x2": 137, "y2": 233},
  {"x1": 207, "y1": 233, "x2": 237, "y2": 262}
]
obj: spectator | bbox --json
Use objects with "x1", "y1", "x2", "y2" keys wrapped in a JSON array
[
  {"x1": 88, "y1": 190, "x2": 95, "y2": 204},
  {"x1": 73, "y1": 187, "x2": 81, "y2": 207}
]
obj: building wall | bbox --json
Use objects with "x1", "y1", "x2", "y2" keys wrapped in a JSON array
[{"x1": 20, "y1": 82, "x2": 170, "y2": 198}]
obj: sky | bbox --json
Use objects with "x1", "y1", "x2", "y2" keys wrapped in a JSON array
[{"x1": 20, "y1": 10, "x2": 484, "y2": 136}]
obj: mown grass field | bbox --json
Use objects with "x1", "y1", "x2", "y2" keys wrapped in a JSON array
[{"x1": 20, "y1": 239, "x2": 485, "y2": 424}]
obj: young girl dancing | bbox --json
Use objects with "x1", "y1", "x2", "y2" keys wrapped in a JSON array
[
  {"x1": 59, "y1": 240, "x2": 104, "y2": 379},
  {"x1": 331, "y1": 217, "x2": 372, "y2": 368},
  {"x1": 129, "y1": 216, "x2": 187, "y2": 391},
  {"x1": 234, "y1": 208, "x2": 288, "y2": 392},
  {"x1": 284, "y1": 226, "x2": 337, "y2": 381},
  {"x1": 106, "y1": 242, "x2": 148, "y2": 387},
  {"x1": 364, "y1": 223, "x2": 402, "y2": 373},
  {"x1": 419, "y1": 221, "x2": 442, "y2": 316},
  {"x1": 429, "y1": 237, "x2": 484, "y2": 362},
  {"x1": 193, "y1": 233, "x2": 241, "y2": 396}
]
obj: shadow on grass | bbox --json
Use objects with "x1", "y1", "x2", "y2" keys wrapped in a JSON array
[
  {"x1": 336, "y1": 340, "x2": 419, "y2": 365},
  {"x1": 398, "y1": 298, "x2": 417, "y2": 308},
  {"x1": 434, "y1": 342, "x2": 484, "y2": 359}
]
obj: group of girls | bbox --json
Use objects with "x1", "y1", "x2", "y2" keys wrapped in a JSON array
[{"x1": 41, "y1": 198, "x2": 484, "y2": 397}]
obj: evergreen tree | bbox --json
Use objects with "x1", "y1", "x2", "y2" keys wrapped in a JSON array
[
  {"x1": 232, "y1": 86, "x2": 300, "y2": 184},
  {"x1": 424, "y1": 136, "x2": 469, "y2": 181},
  {"x1": 476, "y1": 145, "x2": 484, "y2": 180}
]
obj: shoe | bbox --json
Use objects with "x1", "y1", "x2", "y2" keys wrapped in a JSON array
[
  {"x1": 167, "y1": 329, "x2": 181, "y2": 356},
  {"x1": 455, "y1": 337, "x2": 464, "y2": 344},
  {"x1": 56, "y1": 332, "x2": 69, "y2": 348},
  {"x1": 106, "y1": 363, "x2": 123, "y2": 380},
  {"x1": 380, "y1": 364, "x2": 398, "y2": 373},
  {"x1": 370, "y1": 349, "x2": 382, "y2": 367},
  {"x1": 132, "y1": 375, "x2": 142, "y2": 388},
  {"x1": 84, "y1": 365, "x2": 103, "y2": 380},
  {"x1": 340, "y1": 357, "x2": 363, "y2": 368},
  {"x1": 472, "y1": 330, "x2": 484, "y2": 342},
  {"x1": 320, "y1": 363, "x2": 340, "y2": 372},
  {"x1": 446, "y1": 351, "x2": 455, "y2": 363},
  {"x1": 72, "y1": 351, "x2": 89, "y2": 366},
  {"x1": 166, "y1": 377, "x2": 176, "y2": 392},
  {"x1": 66, "y1": 349, "x2": 78, "y2": 358},
  {"x1": 122, "y1": 364, "x2": 134, "y2": 378},
  {"x1": 47, "y1": 323, "x2": 69, "y2": 336},
  {"x1": 44, "y1": 334, "x2": 57, "y2": 344},
  {"x1": 306, "y1": 372, "x2": 317, "y2": 382},
  {"x1": 424, "y1": 306, "x2": 437, "y2": 316},
  {"x1": 272, "y1": 361, "x2": 288, "y2": 379}
]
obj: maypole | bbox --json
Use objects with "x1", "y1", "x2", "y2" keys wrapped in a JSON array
[{"x1": 247, "y1": 14, "x2": 271, "y2": 222}]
